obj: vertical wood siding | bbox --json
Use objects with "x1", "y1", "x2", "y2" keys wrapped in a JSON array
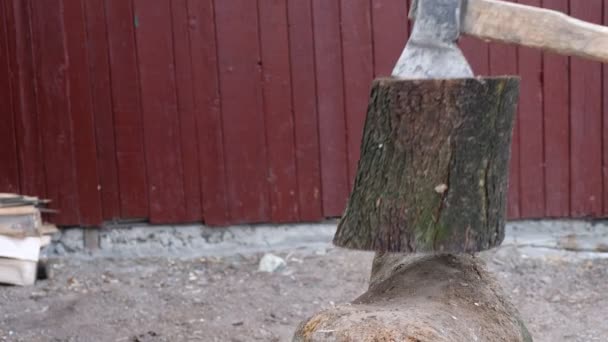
[
  {"x1": 1, "y1": 0, "x2": 606, "y2": 226},
  {"x1": 106, "y1": 0, "x2": 150, "y2": 219},
  {"x1": 0, "y1": 2, "x2": 21, "y2": 195},
  {"x1": 570, "y1": 0, "x2": 604, "y2": 217}
]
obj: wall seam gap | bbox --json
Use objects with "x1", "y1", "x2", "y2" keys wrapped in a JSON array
[
  {"x1": 285, "y1": 0, "x2": 302, "y2": 220},
  {"x1": 310, "y1": 0, "x2": 326, "y2": 218},
  {"x1": 212, "y1": 0, "x2": 231, "y2": 223}
]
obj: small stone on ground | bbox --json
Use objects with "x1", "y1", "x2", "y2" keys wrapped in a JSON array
[{"x1": 258, "y1": 253, "x2": 286, "y2": 273}]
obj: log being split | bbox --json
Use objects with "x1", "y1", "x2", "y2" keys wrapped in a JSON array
[{"x1": 334, "y1": 77, "x2": 520, "y2": 253}]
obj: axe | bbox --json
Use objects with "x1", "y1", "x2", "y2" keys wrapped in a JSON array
[
  {"x1": 333, "y1": 0, "x2": 608, "y2": 253},
  {"x1": 394, "y1": 0, "x2": 608, "y2": 79}
]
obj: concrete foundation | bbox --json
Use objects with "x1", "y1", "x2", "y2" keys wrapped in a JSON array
[
  {"x1": 43, "y1": 219, "x2": 608, "y2": 259},
  {"x1": 44, "y1": 221, "x2": 337, "y2": 258}
]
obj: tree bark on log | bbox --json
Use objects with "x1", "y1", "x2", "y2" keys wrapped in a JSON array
[
  {"x1": 334, "y1": 77, "x2": 520, "y2": 253},
  {"x1": 293, "y1": 253, "x2": 532, "y2": 342}
]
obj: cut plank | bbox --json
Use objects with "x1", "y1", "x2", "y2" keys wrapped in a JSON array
[
  {"x1": 0, "y1": 258, "x2": 37, "y2": 286},
  {"x1": 518, "y1": 0, "x2": 545, "y2": 218},
  {"x1": 187, "y1": 0, "x2": 229, "y2": 225},
  {"x1": 214, "y1": 0, "x2": 270, "y2": 223},
  {"x1": 83, "y1": 0, "x2": 121, "y2": 220},
  {"x1": 0, "y1": 235, "x2": 41, "y2": 262},
  {"x1": 570, "y1": 0, "x2": 603, "y2": 217},
  {"x1": 341, "y1": 0, "x2": 374, "y2": 188},
  {"x1": 258, "y1": 0, "x2": 299, "y2": 222},
  {"x1": 371, "y1": 0, "x2": 409, "y2": 77},
  {"x1": 312, "y1": 0, "x2": 350, "y2": 217},
  {"x1": 543, "y1": 0, "x2": 570, "y2": 218},
  {"x1": 0, "y1": 193, "x2": 19, "y2": 198},
  {"x1": 105, "y1": 0, "x2": 149, "y2": 219},
  {"x1": 0, "y1": 222, "x2": 58, "y2": 239},
  {"x1": 0, "y1": 194, "x2": 49, "y2": 208},
  {"x1": 0, "y1": 205, "x2": 38, "y2": 216},
  {"x1": 39, "y1": 224, "x2": 59, "y2": 236},
  {"x1": 287, "y1": 0, "x2": 323, "y2": 222},
  {"x1": 170, "y1": 0, "x2": 202, "y2": 222},
  {"x1": 133, "y1": 0, "x2": 187, "y2": 223},
  {"x1": 0, "y1": 206, "x2": 41, "y2": 237},
  {"x1": 63, "y1": 0, "x2": 103, "y2": 225}
]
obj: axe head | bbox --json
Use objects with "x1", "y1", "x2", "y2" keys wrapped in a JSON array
[{"x1": 392, "y1": 0, "x2": 473, "y2": 79}]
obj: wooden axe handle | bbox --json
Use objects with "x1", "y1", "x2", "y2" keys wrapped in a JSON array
[{"x1": 463, "y1": 0, "x2": 608, "y2": 63}]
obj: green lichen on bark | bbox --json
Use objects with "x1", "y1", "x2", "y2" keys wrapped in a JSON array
[{"x1": 334, "y1": 77, "x2": 520, "y2": 253}]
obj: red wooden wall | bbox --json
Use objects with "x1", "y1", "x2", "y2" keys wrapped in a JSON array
[{"x1": 0, "y1": 0, "x2": 607, "y2": 226}]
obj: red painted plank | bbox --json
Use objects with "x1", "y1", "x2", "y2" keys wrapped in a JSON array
[
  {"x1": 370, "y1": 0, "x2": 409, "y2": 77},
  {"x1": 605, "y1": 0, "x2": 608, "y2": 216},
  {"x1": 341, "y1": 0, "x2": 374, "y2": 187},
  {"x1": 543, "y1": 0, "x2": 570, "y2": 218},
  {"x1": 63, "y1": 0, "x2": 103, "y2": 225},
  {"x1": 105, "y1": 0, "x2": 149, "y2": 219},
  {"x1": 187, "y1": 0, "x2": 229, "y2": 226},
  {"x1": 570, "y1": 0, "x2": 603, "y2": 217},
  {"x1": 30, "y1": 0, "x2": 80, "y2": 224},
  {"x1": 258, "y1": 0, "x2": 299, "y2": 222},
  {"x1": 133, "y1": 0, "x2": 187, "y2": 223},
  {"x1": 488, "y1": 45, "x2": 518, "y2": 76},
  {"x1": 488, "y1": 1, "x2": 519, "y2": 219},
  {"x1": 459, "y1": 0, "x2": 489, "y2": 77},
  {"x1": 169, "y1": 0, "x2": 202, "y2": 222},
  {"x1": 286, "y1": 0, "x2": 323, "y2": 221},
  {"x1": 460, "y1": 39, "x2": 489, "y2": 75},
  {"x1": 83, "y1": 0, "x2": 121, "y2": 220},
  {"x1": 0, "y1": 2, "x2": 20, "y2": 194},
  {"x1": 459, "y1": 36, "x2": 489, "y2": 75},
  {"x1": 4, "y1": 0, "x2": 45, "y2": 198},
  {"x1": 214, "y1": 0, "x2": 269, "y2": 223},
  {"x1": 517, "y1": 0, "x2": 544, "y2": 218},
  {"x1": 312, "y1": 0, "x2": 350, "y2": 217}
]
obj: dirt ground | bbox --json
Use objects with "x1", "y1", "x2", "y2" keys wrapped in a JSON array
[{"x1": 1, "y1": 245, "x2": 607, "y2": 342}]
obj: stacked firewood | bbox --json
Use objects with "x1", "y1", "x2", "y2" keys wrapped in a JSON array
[{"x1": 0, "y1": 193, "x2": 58, "y2": 286}]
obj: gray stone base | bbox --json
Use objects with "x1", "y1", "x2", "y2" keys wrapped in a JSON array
[
  {"x1": 44, "y1": 221, "x2": 337, "y2": 258},
  {"x1": 43, "y1": 219, "x2": 608, "y2": 259}
]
